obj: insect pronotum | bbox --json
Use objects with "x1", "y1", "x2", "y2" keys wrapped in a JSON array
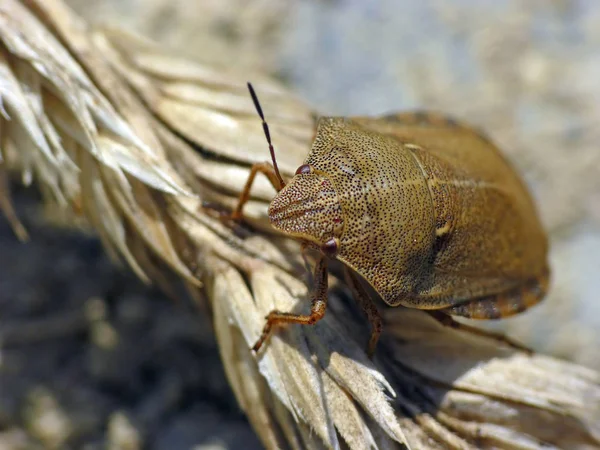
[{"x1": 235, "y1": 82, "x2": 549, "y2": 355}]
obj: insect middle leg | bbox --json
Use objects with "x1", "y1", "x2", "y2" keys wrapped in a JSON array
[
  {"x1": 252, "y1": 255, "x2": 328, "y2": 352},
  {"x1": 344, "y1": 267, "x2": 383, "y2": 358},
  {"x1": 301, "y1": 242, "x2": 315, "y2": 286}
]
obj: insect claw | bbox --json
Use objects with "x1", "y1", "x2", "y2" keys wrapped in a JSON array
[
  {"x1": 252, "y1": 333, "x2": 269, "y2": 353},
  {"x1": 200, "y1": 201, "x2": 232, "y2": 219},
  {"x1": 229, "y1": 211, "x2": 243, "y2": 222},
  {"x1": 200, "y1": 201, "x2": 248, "y2": 230}
]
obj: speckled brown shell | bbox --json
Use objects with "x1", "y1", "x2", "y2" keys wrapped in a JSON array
[{"x1": 269, "y1": 113, "x2": 549, "y2": 309}]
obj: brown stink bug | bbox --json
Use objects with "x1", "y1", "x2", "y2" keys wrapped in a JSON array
[{"x1": 233, "y1": 83, "x2": 549, "y2": 355}]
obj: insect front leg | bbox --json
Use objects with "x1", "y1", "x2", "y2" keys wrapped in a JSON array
[
  {"x1": 202, "y1": 161, "x2": 284, "y2": 222},
  {"x1": 232, "y1": 162, "x2": 285, "y2": 221},
  {"x1": 344, "y1": 267, "x2": 382, "y2": 358},
  {"x1": 252, "y1": 255, "x2": 328, "y2": 353}
]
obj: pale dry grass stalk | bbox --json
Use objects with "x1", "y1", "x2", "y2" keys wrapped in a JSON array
[{"x1": 0, "y1": 1, "x2": 599, "y2": 449}]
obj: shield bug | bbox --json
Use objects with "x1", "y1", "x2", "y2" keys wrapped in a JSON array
[{"x1": 234, "y1": 83, "x2": 549, "y2": 355}]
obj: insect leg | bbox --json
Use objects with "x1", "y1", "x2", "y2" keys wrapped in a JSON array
[
  {"x1": 426, "y1": 311, "x2": 532, "y2": 354},
  {"x1": 231, "y1": 161, "x2": 284, "y2": 221},
  {"x1": 252, "y1": 255, "x2": 328, "y2": 352},
  {"x1": 301, "y1": 242, "x2": 314, "y2": 286},
  {"x1": 431, "y1": 271, "x2": 549, "y2": 352},
  {"x1": 344, "y1": 267, "x2": 382, "y2": 358}
]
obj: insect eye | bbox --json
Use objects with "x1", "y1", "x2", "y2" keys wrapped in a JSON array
[
  {"x1": 321, "y1": 238, "x2": 339, "y2": 257},
  {"x1": 295, "y1": 164, "x2": 312, "y2": 175}
]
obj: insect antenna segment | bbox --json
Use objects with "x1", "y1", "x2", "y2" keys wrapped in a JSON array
[{"x1": 247, "y1": 82, "x2": 286, "y2": 188}]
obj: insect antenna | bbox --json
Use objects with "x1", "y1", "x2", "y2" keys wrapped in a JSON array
[{"x1": 247, "y1": 82, "x2": 286, "y2": 188}]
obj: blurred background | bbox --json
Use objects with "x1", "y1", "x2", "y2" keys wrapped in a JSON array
[{"x1": 1, "y1": 0, "x2": 599, "y2": 448}]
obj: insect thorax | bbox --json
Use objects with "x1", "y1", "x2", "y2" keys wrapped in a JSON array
[{"x1": 303, "y1": 118, "x2": 437, "y2": 304}]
